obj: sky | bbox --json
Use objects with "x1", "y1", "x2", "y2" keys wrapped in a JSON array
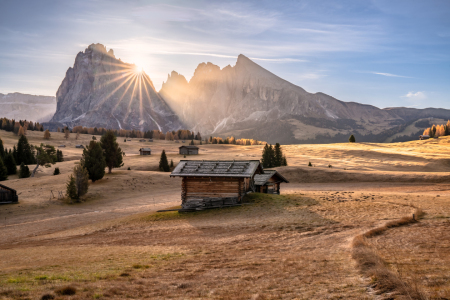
[{"x1": 0, "y1": 0, "x2": 449, "y2": 109}]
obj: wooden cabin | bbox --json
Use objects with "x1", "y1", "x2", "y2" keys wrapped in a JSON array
[
  {"x1": 179, "y1": 145, "x2": 199, "y2": 155},
  {"x1": 139, "y1": 139, "x2": 146, "y2": 142},
  {"x1": 139, "y1": 148, "x2": 151, "y2": 155},
  {"x1": 75, "y1": 145, "x2": 84, "y2": 149},
  {"x1": 419, "y1": 135, "x2": 430, "y2": 140},
  {"x1": 0, "y1": 184, "x2": 18, "y2": 204},
  {"x1": 170, "y1": 160, "x2": 263, "y2": 211},
  {"x1": 254, "y1": 170, "x2": 289, "y2": 194}
]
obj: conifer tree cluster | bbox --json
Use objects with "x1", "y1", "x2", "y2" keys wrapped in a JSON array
[
  {"x1": 66, "y1": 164, "x2": 89, "y2": 201},
  {"x1": 0, "y1": 118, "x2": 44, "y2": 134},
  {"x1": 261, "y1": 143, "x2": 287, "y2": 168},
  {"x1": 81, "y1": 140, "x2": 106, "y2": 182}
]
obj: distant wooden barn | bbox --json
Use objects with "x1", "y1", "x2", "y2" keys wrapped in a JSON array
[
  {"x1": 0, "y1": 184, "x2": 18, "y2": 204},
  {"x1": 419, "y1": 135, "x2": 430, "y2": 140},
  {"x1": 179, "y1": 145, "x2": 199, "y2": 155},
  {"x1": 170, "y1": 160, "x2": 267, "y2": 211},
  {"x1": 75, "y1": 145, "x2": 84, "y2": 149},
  {"x1": 254, "y1": 170, "x2": 289, "y2": 194},
  {"x1": 139, "y1": 148, "x2": 151, "y2": 155}
]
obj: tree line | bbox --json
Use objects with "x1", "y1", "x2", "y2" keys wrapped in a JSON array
[
  {"x1": 0, "y1": 135, "x2": 63, "y2": 181},
  {"x1": 0, "y1": 118, "x2": 44, "y2": 135},
  {"x1": 422, "y1": 120, "x2": 450, "y2": 138}
]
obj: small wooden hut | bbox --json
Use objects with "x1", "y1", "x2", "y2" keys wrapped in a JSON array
[
  {"x1": 179, "y1": 145, "x2": 199, "y2": 155},
  {"x1": 253, "y1": 170, "x2": 289, "y2": 194},
  {"x1": 0, "y1": 184, "x2": 18, "y2": 204},
  {"x1": 170, "y1": 160, "x2": 263, "y2": 210},
  {"x1": 139, "y1": 148, "x2": 151, "y2": 155}
]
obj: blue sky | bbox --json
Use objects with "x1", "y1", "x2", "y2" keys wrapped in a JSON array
[{"x1": 0, "y1": 0, "x2": 449, "y2": 109}]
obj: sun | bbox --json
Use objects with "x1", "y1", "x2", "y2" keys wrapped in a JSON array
[{"x1": 133, "y1": 64, "x2": 144, "y2": 74}]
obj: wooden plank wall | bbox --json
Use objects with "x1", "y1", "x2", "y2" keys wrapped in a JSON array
[{"x1": 181, "y1": 177, "x2": 245, "y2": 203}]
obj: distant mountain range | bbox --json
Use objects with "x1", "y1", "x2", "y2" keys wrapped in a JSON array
[
  {"x1": 160, "y1": 54, "x2": 450, "y2": 143},
  {"x1": 4, "y1": 43, "x2": 450, "y2": 143},
  {"x1": 0, "y1": 93, "x2": 55, "y2": 122}
]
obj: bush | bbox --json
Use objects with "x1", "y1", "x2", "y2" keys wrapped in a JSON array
[
  {"x1": 66, "y1": 175, "x2": 77, "y2": 200},
  {"x1": 53, "y1": 167, "x2": 60, "y2": 175},
  {"x1": 349, "y1": 134, "x2": 356, "y2": 143},
  {"x1": 127, "y1": 167, "x2": 131, "y2": 170},
  {"x1": 40, "y1": 294, "x2": 55, "y2": 300},
  {"x1": 19, "y1": 163, "x2": 31, "y2": 178},
  {"x1": 170, "y1": 159, "x2": 174, "y2": 168},
  {"x1": 55, "y1": 286, "x2": 76, "y2": 295},
  {"x1": 308, "y1": 162, "x2": 312, "y2": 167}
]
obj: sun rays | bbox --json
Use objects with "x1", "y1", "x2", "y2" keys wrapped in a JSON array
[{"x1": 92, "y1": 60, "x2": 157, "y2": 130}]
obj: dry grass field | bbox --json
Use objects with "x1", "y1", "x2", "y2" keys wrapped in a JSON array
[{"x1": 0, "y1": 129, "x2": 449, "y2": 299}]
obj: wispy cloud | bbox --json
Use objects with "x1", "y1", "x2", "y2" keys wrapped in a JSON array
[
  {"x1": 402, "y1": 91, "x2": 427, "y2": 100},
  {"x1": 372, "y1": 72, "x2": 412, "y2": 78}
]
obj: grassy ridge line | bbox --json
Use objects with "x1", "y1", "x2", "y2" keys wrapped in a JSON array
[{"x1": 352, "y1": 208, "x2": 427, "y2": 300}]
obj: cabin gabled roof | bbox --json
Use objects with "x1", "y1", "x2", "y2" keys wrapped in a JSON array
[
  {"x1": 0, "y1": 183, "x2": 17, "y2": 193},
  {"x1": 170, "y1": 160, "x2": 263, "y2": 178},
  {"x1": 179, "y1": 145, "x2": 199, "y2": 149},
  {"x1": 139, "y1": 148, "x2": 151, "y2": 151},
  {"x1": 254, "y1": 170, "x2": 289, "y2": 185}
]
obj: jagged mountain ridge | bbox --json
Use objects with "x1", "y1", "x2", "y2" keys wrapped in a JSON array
[
  {"x1": 49, "y1": 44, "x2": 184, "y2": 132},
  {"x1": 0, "y1": 93, "x2": 56, "y2": 122},
  {"x1": 159, "y1": 54, "x2": 450, "y2": 143}
]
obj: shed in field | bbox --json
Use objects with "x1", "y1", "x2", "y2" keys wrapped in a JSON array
[
  {"x1": 139, "y1": 139, "x2": 146, "y2": 142},
  {"x1": 419, "y1": 135, "x2": 430, "y2": 140},
  {"x1": 170, "y1": 160, "x2": 263, "y2": 210},
  {"x1": 139, "y1": 148, "x2": 151, "y2": 155},
  {"x1": 254, "y1": 170, "x2": 289, "y2": 194},
  {"x1": 0, "y1": 184, "x2": 18, "y2": 204},
  {"x1": 75, "y1": 145, "x2": 84, "y2": 149},
  {"x1": 179, "y1": 145, "x2": 199, "y2": 155}
]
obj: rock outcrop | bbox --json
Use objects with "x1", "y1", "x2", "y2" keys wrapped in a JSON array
[{"x1": 50, "y1": 43, "x2": 184, "y2": 132}]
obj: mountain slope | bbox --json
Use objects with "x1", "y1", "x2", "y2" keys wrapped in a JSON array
[
  {"x1": 0, "y1": 93, "x2": 56, "y2": 122},
  {"x1": 160, "y1": 55, "x2": 450, "y2": 143},
  {"x1": 49, "y1": 43, "x2": 184, "y2": 132}
]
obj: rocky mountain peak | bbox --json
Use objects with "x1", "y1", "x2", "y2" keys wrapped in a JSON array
[{"x1": 49, "y1": 44, "x2": 184, "y2": 132}]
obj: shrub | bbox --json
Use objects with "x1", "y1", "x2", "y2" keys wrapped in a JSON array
[
  {"x1": 127, "y1": 167, "x2": 131, "y2": 170},
  {"x1": 66, "y1": 175, "x2": 77, "y2": 200},
  {"x1": 308, "y1": 162, "x2": 312, "y2": 167},
  {"x1": 349, "y1": 134, "x2": 356, "y2": 143},
  {"x1": 40, "y1": 294, "x2": 55, "y2": 300},
  {"x1": 55, "y1": 286, "x2": 76, "y2": 296},
  {"x1": 53, "y1": 167, "x2": 60, "y2": 175},
  {"x1": 19, "y1": 163, "x2": 31, "y2": 178},
  {"x1": 170, "y1": 159, "x2": 174, "y2": 168}
]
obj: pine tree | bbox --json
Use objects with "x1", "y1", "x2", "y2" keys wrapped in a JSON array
[
  {"x1": 282, "y1": 156, "x2": 288, "y2": 166},
  {"x1": 73, "y1": 164, "x2": 89, "y2": 199},
  {"x1": 17, "y1": 135, "x2": 34, "y2": 165},
  {"x1": 159, "y1": 150, "x2": 170, "y2": 172},
  {"x1": 82, "y1": 140, "x2": 106, "y2": 182},
  {"x1": 19, "y1": 163, "x2": 30, "y2": 178},
  {"x1": 4, "y1": 153, "x2": 16, "y2": 175},
  {"x1": 66, "y1": 175, "x2": 78, "y2": 201},
  {"x1": 43, "y1": 129, "x2": 51, "y2": 140},
  {"x1": 100, "y1": 130, "x2": 124, "y2": 173},
  {"x1": 349, "y1": 135, "x2": 356, "y2": 143},
  {"x1": 0, "y1": 138, "x2": 5, "y2": 159},
  {"x1": 56, "y1": 150, "x2": 64, "y2": 162},
  {"x1": 274, "y1": 143, "x2": 283, "y2": 167},
  {"x1": 30, "y1": 144, "x2": 56, "y2": 177},
  {"x1": 0, "y1": 158, "x2": 7, "y2": 181}
]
